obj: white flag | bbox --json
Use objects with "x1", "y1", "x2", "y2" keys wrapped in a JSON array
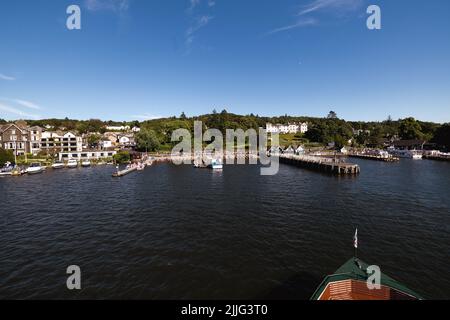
[{"x1": 353, "y1": 228, "x2": 358, "y2": 249}]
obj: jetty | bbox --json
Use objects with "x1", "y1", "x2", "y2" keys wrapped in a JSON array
[
  {"x1": 279, "y1": 154, "x2": 360, "y2": 175},
  {"x1": 349, "y1": 153, "x2": 399, "y2": 162},
  {"x1": 424, "y1": 155, "x2": 450, "y2": 162},
  {"x1": 112, "y1": 166, "x2": 137, "y2": 177}
]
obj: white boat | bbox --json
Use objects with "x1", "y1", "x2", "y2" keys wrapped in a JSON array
[
  {"x1": 209, "y1": 159, "x2": 223, "y2": 170},
  {"x1": 67, "y1": 159, "x2": 78, "y2": 168},
  {"x1": 52, "y1": 161, "x2": 65, "y2": 169},
  {"x1": 81, "y1": 160, "x2": 91, "y2": 167},
  {"x1": 389, "y1": 149, "x2": 423, "y2": 160},
  {"x1": 0, "y1": 162, "x2": 14, "y2": 176},
  {"x1": 26, "y1": 162, "x2": 44, "y2": 174}
]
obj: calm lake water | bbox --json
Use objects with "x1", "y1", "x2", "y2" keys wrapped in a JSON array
[{"x1": 1, "y1": 159, "x2": 449, "y2": 299}]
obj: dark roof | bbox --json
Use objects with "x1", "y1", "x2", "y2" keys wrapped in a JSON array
[
  {"x1": 310, "y1": 257, "x2": 423, "y2": 300},
  {"x1": 393, "y1": 140, "x2": 426, "y2": 147}
]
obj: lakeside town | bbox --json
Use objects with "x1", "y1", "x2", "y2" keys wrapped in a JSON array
[{"x1": 1, "y1": 111, "x2": 449, "y2": 177}]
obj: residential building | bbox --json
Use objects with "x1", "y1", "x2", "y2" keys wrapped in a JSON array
[
  {"x1": 118, "y1": 134, "x2": 136, "y2": 148},
  {"x1": 40, "y1": 131, "x2": 83, "y2": 154},
  {"x1": 101, "y1": 140, "x2": 113, "y2": 149},
  {"x1": 0, "y1": 123, "x2": 30, "y2": 155},
  {"x1": 103, "y1": 132, "x2": 119, "y2": 144},
  {"x1": 295, "y1": 145, "x2": 305, "y2": 155},
  {"x1": 28, "y1": 126, "x2": 43, "y2": 155},
  {"x1": 392, "y1": 140, "x2": 427, "y2": 150},
  {"x1": 59, "y1": 150, "x2": 117, "y2": 161}
]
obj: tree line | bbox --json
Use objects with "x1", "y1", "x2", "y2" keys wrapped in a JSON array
[{"x1": 1, "y1": 111, "x2": 449, "y2": 153}]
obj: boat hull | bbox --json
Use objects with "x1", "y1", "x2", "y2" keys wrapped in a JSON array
[{"x1": 26, "y1": 168, "x2": 44, "y2": 174}]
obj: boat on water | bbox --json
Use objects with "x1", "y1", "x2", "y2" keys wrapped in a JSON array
[
  {"x1": 67, "y1": 159, "x2": 78, "y2": 168},
  {"x1": 26, "y1": 162, "x2": 44, "y2": 175},
  {"x1": 208, "y1": 159, "x2": 223, "y2": 170},
  {"x1": 193, "y1": 160, "x2": 207, "y2": 168},
  {"x1": 52, "y1": 161, "x2": 65, "y2": 169},
  {"x1": 0, "y1": 162, "x2": 15, "y2": 176},
  {"x1": 311, "y1": 257, "x2": 423, "y2": 300},
  {"x1": 388, "y1": 149, "x2": 423, "y2": 160},
  {"x1": 81, "y1": 160, "x2": 91, "y2": 167}
]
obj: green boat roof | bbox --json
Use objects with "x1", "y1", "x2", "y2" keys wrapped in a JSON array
[{"x1": 310, "y1": 258, "x2": 424, "y2": 300}]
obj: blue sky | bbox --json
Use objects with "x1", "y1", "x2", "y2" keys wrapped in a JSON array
[{"x1": 0, "y1": 0, "x2": 449, "y2": 122}]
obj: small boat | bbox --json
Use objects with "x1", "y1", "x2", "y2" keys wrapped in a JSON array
[
  {"x1": 81, "y1": 160, "x2": 91, "y2": 167},
  {"x1": 0, "y1": 162, "x2": 15, "y2": 176},
  {"x1": 193, "y1": 160, "x2": 207, "y2": 168},
  {"x1": 67, "y1": 159, "x2": 78, "y2": 168},
  {"x1": 26, "y1": 162, "x2": 44, "y2": 175},
  {"x1": 311, "y1": 257, "x2": 423, "y2": 300},
  {"x1": 208, "y1": 159, "x2": 223, "y2": 170},
  {"x1": 52, "y1": 161, "x2": 65, "y2": 169}
]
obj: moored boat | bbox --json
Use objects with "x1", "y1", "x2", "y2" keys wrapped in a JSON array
[
  {"x1": 0, "y1": 162, "x2": 15, "y2": 176},
  {"x1": 67, "y1": 159, "x2": 78, "y2": 168},
  {"x1": 52, "y1": 161, "x2": 65, "y2": 169},
  {"x1": 388, "y1": 149, "x2": 423, "y2": 160},
  {"x1": 26, "y1": 162, "x2": 44, "y2": 175},
  {"x1": 311, "y1": 257, "x2": 423, "y2": 300},
  {"x1": 81, "y1": 160, "x2": 91, "y2": 167},
  {"x1": 208, "y1": 159, "x2": 223, "y2": 170}
]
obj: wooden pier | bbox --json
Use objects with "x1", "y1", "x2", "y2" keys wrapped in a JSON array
[
  {"x1": 112, "y1": 166, "x2": 137, "y2": 177},
  {"x1": 279, "y1": 155, "x2": 360, "y2": 175},
  {"x1": 349, "y1": 153, "x2": 399, "y2": 162},
  {"x1": 424, "y1": 155, "x2": 450, "y2": 162}
]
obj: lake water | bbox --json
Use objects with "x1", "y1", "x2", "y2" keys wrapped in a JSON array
[{"x1": 1, "y1": 159, "x2": 449, "y2": 299}]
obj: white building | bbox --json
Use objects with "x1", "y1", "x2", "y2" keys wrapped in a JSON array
[
  {"x1": 101, "y1": 140, "x2": 113, "y2": 149},
  {"x1": 266, "y1": 122, "x2": 308, "y2": 134},
  {"x1": 58, "y1": 150, "x2": 117, "y2": 161},
  {"x1": 40, "y1": 131, "x2": 83, "y2": 153},
  {"x1": 131, "y1": 126, "x2": 141, "y2": 133},
  {"x1": 295, "y1": 145, "x2": 305, "y2": 155},
  {"x1": 118, "y1": 134, "x2": 135, "y2": 147}
]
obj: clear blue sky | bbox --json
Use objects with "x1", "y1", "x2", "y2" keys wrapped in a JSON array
[{"x1": 1, "y1": 0, "x2": 449, "y2": 122}]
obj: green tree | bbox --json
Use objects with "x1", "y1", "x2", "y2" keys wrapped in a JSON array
[
  {"x1": 327, "y1": 111, "x2": 338, "y2": 119},
  {"x1": 0, "y1": 148, "x2": 15, "y2": 166},
  {"x1": 113, "y1": 151, "x2": 131, "y2": 164},
  {"x1": 399, "y1": 117, "x2": 423, "y2": 140},
  {"x1": 433, "y1": 123, "x2": 450, "y2": 150},
  {"x1": 135, "y1": 128, "x2": 161, "y2": 152},
  {"x1": 88, "y1": 134, "x2": 102, "y2": 146}
]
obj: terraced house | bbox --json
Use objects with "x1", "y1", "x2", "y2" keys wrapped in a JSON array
[{"x1": 0, "y1": 123, "x2": 34, "y2": 155}]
